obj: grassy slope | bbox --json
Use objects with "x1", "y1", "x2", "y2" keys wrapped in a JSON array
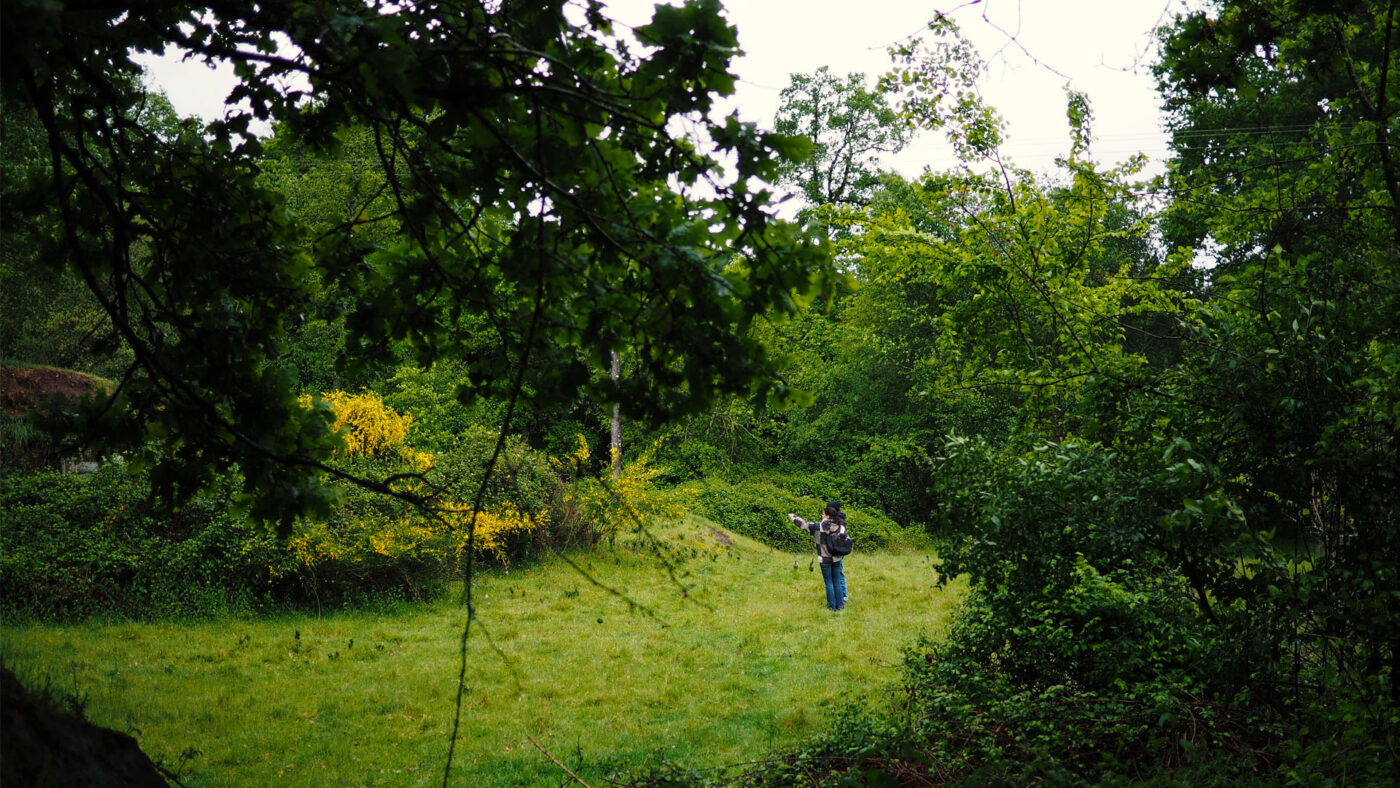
[{"x1": 1, "y1": 516, "x2": 963, "y2": 786}]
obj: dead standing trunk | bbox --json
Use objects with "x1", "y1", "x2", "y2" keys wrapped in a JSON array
[{"x1": 610, "y1": 349, "x2": 621, "y2": 481}]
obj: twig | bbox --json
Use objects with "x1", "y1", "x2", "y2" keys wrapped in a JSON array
[{"x1": 527, "y1": 736, "x2": 594, "y2": 788}]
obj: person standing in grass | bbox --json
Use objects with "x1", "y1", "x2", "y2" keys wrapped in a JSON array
[{"x1": 788, "y1": 501, "x2": 848, "y2": 611}]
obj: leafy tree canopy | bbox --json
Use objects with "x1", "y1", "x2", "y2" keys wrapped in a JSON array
[
  {"x1": 1, "y1": 0, "x2": 833, "y2": 530},
  {"x1": 1153, "y1": 0, "x2": 1399, "y2": 702},
  {"x1": 773, "y1": 65, "x2": 909, "y2": 211}
]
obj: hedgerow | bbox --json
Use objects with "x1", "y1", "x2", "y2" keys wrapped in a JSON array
[
  {"x1": 690, "y1": 477, "x2": 909, "y2": 553},
  {"x1": 0, "y1": 389, "x2": 698, "y2": 620},
  {"x1": 0, "y1": 465, "x2": 275, "y2": 621}
]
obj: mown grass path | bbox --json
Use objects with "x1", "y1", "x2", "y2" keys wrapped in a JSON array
[{"x1": 2, "y1": 517, "x2": 963, "y2": 786}]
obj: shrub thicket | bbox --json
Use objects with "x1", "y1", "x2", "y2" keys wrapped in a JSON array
[
  {"x1": 714, "y1": 433, "x2": 1399, "y2": 786},
  {"x1": 0, "y1": 465, "x2": 276, "y2": 621},
  {"x1": 716, "y1": 601, "x2": 1398, "y2": 788},
  {"x1": 271, "y1": 392, "x2": 559, "y2": 601},
  {"x1": 1, "y1": 391, "x2": 699, "y2": 620},
  {"x1": 690, "y1": 477, "x2": 909, "y2": 552}
]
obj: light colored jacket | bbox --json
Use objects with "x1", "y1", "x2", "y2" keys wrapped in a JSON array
[{"x1": 794, "y1": 515, "x2": 846, "y2": 563}]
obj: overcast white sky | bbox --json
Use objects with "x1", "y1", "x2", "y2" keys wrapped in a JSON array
[{"x1": 140, "y1": 0, "x2": 1197, "y2": 176}]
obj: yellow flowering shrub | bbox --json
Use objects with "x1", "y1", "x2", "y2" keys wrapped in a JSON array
[
  {"x1": 562, "y1": 437, "x2": 691, "y2": 541},
  {"x1": 272, "y1": 500, "x2": 543, "y2": 591},
  {"x1": 549, "y1": 433, "x2": 592, "y2": 471},
  {"x1": 271, "y1": 390, "x2": 555, "y2": 599},
  {"x1": 269, "y1": 403, "x2": 682, "y2": 600},
  {"x1": 438, "y1": 501, "x2": 542, "y2": 561},
  {"x1": 300, "y1": 390, "x2": 411, "y2": 458}
]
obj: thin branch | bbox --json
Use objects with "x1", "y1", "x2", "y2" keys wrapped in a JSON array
[{"x1": 526, "y1": 736, "x2": 594, "y2": 788}]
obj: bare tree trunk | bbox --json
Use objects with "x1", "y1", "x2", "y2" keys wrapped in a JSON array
[{"x1": 610, "y1": 350, "x2": 622, "y2": 481}]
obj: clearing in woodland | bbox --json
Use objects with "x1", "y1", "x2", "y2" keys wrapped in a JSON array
[{"x1": 1, "y1": 516, "x2": 962, "y2": 786}]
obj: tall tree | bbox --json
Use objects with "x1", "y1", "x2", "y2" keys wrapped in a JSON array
[
  {"x1": 0, "y1": 93, "x2": 181, "y2": 377},
  {"x1": 1155, "y1": 0, "x2": 1400, "y2": 702},
  {"x1": 774, "y1": 66, "x2": 910, "y2": 212}
]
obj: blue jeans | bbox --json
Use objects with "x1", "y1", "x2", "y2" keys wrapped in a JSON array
[{"x1": 820, "y1": 560, "x2": 847, "y2": 611}]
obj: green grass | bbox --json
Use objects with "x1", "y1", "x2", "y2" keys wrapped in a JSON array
[{"x1": 1, "y1": 516, "x2": 964, "y2": 786}]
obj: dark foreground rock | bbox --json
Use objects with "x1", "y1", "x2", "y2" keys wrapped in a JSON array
[{"x1": 1, "y1": 667, "x2": 170, "y2": 788}]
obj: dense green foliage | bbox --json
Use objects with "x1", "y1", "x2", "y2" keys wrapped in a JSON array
[
  {"x1": 0, "y1": 98, "x2": 136, "y2": 380},
  {"x1": 691, "y1": 477, "x2": 907, "y2": 553},
  {"x1": 719, "y1": 2, "x2": 1395, "y2": 783},
  {"x1": 2, "y1": 0, "x2": 1398, "y2": 783},
  {"x1": 639, "y1": 2, "x2": 1397, "y2": 782},
  {"x1": 2, "y1": 0, "x2": 832, "y2": 530},
  {"x1": 1152, "y1": 0, "x2": 1400, "y2": 709},
  {"x1": 0, "y1": 467, "x2": 275, "y2": 621},
  {"x1": 0, "y1": 422, "x2": 676, "y2": 622}
]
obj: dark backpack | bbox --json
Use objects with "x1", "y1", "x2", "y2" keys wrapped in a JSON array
[{"x1": 823, "y1": 523, "x2": 853, "y2": 557}]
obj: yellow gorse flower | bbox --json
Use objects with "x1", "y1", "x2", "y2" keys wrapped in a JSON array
[
  {"x1": 271, "y1": 502, "x2": 542, "y2": 579},
  {"x1": 564, "y1": 436, "x2": 688, "y2": 539},
  {"x1": 299, "y1": 390, "x2": 411, "y2": 458},
  {"x1": 550, "y1": 433, "x2": 592, "y2": 474},
  {"x1": 438, "y1": 501, "x2": 541, "y2": 560}
]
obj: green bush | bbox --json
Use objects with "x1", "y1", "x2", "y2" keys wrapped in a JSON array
[
  {"x1": 845, "y1": 434, "x2": 937, "y2": 527},
  {"x1": 654, "y1": 438, "x2": 729, "y2": 484},
  {"x1": 382, "y1": 362, "x2": 484, "y2": 452},
  {"x1": 732, "y1": 595, "x2": 1398, "y2": 787},
  {"x1": 413, "y1": 425, "x2": 559, "y2": 527},
  {"x1": 284, "y1": 317, "x2": 348, "y2": 392},
  {"x1": 690, "y1": 477, "x2": 907, "y2": 552},
  {"x1": 768, "y1": 434, "x2": 938, "y2": 528},
  {"x1": 0, "y1": 465, "x2": 274, "y2": 621},
  {"x1": 761, "y1": 468, "x2": 859, "y2": 505},
  {"x1": 0, "y1": 459, "x2": 485, "y2": 621}
]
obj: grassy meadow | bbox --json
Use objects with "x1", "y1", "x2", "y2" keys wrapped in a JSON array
[{"x1": 1, "y1": 516, "x2": 963, "y2": 786}]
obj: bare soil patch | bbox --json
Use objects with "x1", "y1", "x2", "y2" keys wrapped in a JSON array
[{"x1": 0, "y1": 365, "x2": 111, "y2": 415}]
